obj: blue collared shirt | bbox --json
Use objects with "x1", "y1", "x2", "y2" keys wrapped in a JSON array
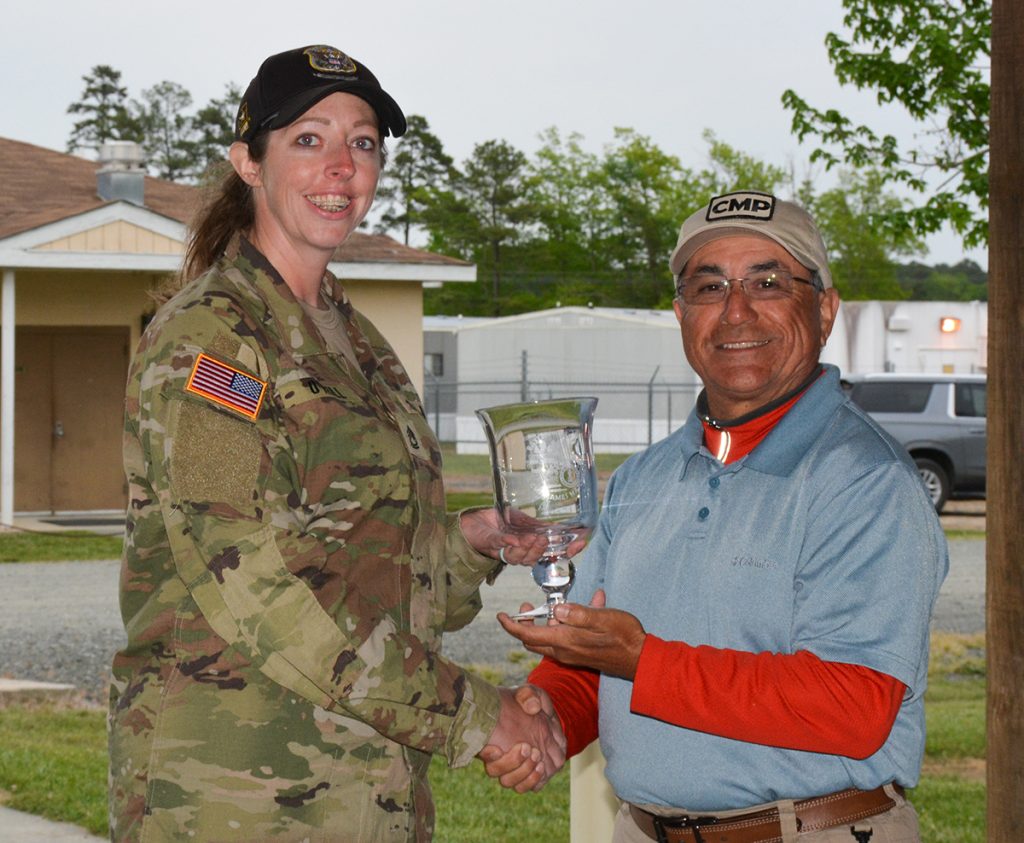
[{"x1": 574, "y1": 365, "x2": 948, "y2": 810}]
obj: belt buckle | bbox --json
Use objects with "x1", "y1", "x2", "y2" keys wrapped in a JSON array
[{"x1": 651, "y1": 813, "x2": 719, "y2": 843}]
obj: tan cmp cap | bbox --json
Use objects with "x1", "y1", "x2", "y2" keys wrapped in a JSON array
[{"x1": 669, "y1": 190, "x2": 833, "y2": 289}]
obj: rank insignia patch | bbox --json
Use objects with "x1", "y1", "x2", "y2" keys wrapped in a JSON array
[{"x1": 186, "y1": 353, "x2": 267, "y2": 420}]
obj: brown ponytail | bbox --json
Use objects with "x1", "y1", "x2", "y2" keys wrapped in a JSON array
[{"x1": 155, "y1": 135, "x2": 269, "y2": 302}]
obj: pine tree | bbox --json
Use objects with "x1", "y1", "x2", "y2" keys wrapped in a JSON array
[{"x1": 66, "y1": 65, "x2": 140, "y2": 154}]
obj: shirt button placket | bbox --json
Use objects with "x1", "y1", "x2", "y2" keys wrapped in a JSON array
[{"x1": 699, "y1": 475, "x2": 720, "y2": 521}]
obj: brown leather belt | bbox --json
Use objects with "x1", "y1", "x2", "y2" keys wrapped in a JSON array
[{"x1": 628, "y1": 784, "x2": 903, "y2": 843}]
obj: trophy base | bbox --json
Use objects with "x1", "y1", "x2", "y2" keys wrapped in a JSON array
[
  {"x1": 508, "y1": 591, "x2": 567, "y2": 621},
  {"x1": 508, "y1": 604, "x2": 554, "y2": 621}
]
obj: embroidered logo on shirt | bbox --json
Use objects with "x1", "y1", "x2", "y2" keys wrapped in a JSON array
[
  {"x1": 186, "y1": 353, "x2": 267, "y2": 420},
  {"x1": 730, "y1": 556, "x2": 778, "y2": 570}
]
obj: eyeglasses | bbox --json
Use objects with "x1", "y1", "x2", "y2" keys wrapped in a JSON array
[{"x1": 675, "y1": 270, "x2": 823, "y2": 305}]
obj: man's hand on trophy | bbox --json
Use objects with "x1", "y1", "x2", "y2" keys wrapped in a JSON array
[
  {"x1": 498, "y1": 589, "x2": 647, "y2": 680},
  {"x1": 478, "y1": 685, "x2": 566, "y2": 792}
]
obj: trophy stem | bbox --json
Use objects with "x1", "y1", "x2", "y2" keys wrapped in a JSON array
[{"x1": 505, "y1": 557, "x2": 575, "y2": 621}]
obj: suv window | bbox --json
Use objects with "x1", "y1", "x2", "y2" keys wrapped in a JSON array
[
  {"x1": 850, "y1": 382, "x2": 932, "y2": 413},
  {"x1": 954, "y1": 383, "x2": 987, "y2": 418}
]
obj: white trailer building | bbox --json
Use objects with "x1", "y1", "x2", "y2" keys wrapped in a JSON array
[{"x1": 425, "y1": 300, "x2": 987, "y2": 453}]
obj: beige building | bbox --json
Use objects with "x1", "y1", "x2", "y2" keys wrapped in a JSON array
[{"x1": 0, "y1": 137, "x2": 473, "y2": 520}]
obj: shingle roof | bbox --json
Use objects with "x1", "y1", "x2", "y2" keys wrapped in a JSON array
[
  {"x1": 0, "y1": 136, "x2": 469, "y2": 267},
  {"x1": 333, "y1": 231, "x2": 469, "y2": 266},
  {"x1": 0, "y1": 137, "x2": 196, "y2": 239}
]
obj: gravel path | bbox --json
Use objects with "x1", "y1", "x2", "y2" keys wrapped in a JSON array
[{"x1": 0, "y1": 539, "x2": 985, "y2": 707}]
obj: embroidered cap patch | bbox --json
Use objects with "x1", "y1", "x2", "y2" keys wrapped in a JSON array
[
  {"x1": 186, "y1": 353, "x2": 267, "y2": 420},
  {"x1": 706, "y1": 191, "x2": 776, "y2": 222},
  {"x1": 304, "y1": 45, "x2": 358, "y2": 76}
]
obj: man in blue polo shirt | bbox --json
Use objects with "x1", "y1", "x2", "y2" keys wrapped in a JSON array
[{"x1": 490, "y1": 191, "x2": 948, "y2": 843}]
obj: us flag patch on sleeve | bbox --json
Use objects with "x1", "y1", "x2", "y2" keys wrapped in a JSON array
[{"x1": 186, "y1": 353, "x2": 267, "y2": 420}]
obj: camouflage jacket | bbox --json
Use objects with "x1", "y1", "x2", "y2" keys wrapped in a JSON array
[{"x1": 109, "y1": 238, "x2": 502, "y2": 842}]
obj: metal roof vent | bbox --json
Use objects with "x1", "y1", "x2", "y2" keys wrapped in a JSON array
[{"x1": 97, "y1": 141, "x2": 146, "y2": 206}]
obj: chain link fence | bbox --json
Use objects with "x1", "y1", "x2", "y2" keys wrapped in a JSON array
[{"x1": 423, "y1": 375, "x2": 703, "y2": 453}]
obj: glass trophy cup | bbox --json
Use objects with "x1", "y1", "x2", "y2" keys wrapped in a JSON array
[{"x1": 476, "y1": 397, "x2": 598, "y2": 620}]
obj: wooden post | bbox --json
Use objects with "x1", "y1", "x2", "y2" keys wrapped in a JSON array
[{"x1": 986, "y1": 1, "x2": 1024, "y2": 838}]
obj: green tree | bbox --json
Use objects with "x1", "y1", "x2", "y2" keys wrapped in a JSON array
[
  {"x1": 186, "y1": 83, "x2": 241, "y2": 180},
  {"x1": 796, "y1": 168, "x2": 925, "y2": 299},
  {"x1": 66, "y1": 65, "x2": 140, "y2": 154},
  {"x1": 896, "y1": 258, "x2": 988, "y2": 299},
  {"x1": 782, "y1": 0, "x2": 991, "y2": 248},
  {"x1": 421, "y1": 184, "x2": 491, "y2": 315},
  {"x1": 423, "y1": 130, "x2": 825, "y2": 315},
  {"x1": 375, "y1": 115, "x2": 454, "y2": 245},
  {"x1": 132, "y1": 81, "x2": 195, "y2": 181},
  {"x1": 701, "y1": 130, "x2": 787, "y2": 196},
  {"x1": 595, "y1": 128, "x2": 699, "y2": 307},
  {"x1": 525, "y1": 128, "x2": 600, "y2": 282},
  {"x1": 422, "y1": 140, "x2": 533, "y2": 315}
]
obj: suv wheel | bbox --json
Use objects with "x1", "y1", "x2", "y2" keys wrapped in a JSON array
[{"x1": 915, "y1": 458, "x2": 950, "y2": 512}]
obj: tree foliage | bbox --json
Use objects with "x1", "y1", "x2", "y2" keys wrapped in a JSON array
[
  {"x1": 66, "y1": 65, "x2": 139, "y2": 154},
  {"x1": 131, "y1": 81, "x2": 194, "y2": 181},
  {"x1": 782, "y1": 0, "x2": 991, "y2": 248},
  {"x1": 895, "y1": 259, "x2": 988, "y2": 300},
  {"x1": 701, "y1": 130, "x2": 787, "y2": 196},
  {"x1": 415, "y1": 125, "x2": 961, "y2": 315},
  {"x1": 186, "y1": 83, "x2": 243, "y2": 181},
  {"x1": 61, "y1": 61, "x2": 986, "y2": 310},
  {"x1": 596, "y1": 129, "x2": 694, "y2": 298},
  {"x1": 423, "y1": 140, "x2": 533, "y2": 315},
  {"x1": 374, "y1": 115, "x2": 454, "y2": 245},
  {"x1": 66, "y1": 69, "x2": 237, "y2": 182},
  {"x1": 525, "y1": 128, "x2": 600, "y2": 282},
  {"x1": 796, "y1": 168, "x2": 925, "y2": 299}
]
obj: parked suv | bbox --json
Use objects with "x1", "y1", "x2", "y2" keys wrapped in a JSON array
[{"x1": 842, "y1": 373, "x2": 987, "y2": 512}]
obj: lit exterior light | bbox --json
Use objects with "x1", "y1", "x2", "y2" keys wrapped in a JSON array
[{"x1": 939, "y1": 317, "x2": 961, "y2": 333}]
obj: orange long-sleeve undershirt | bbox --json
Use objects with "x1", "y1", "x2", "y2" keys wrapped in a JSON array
[{"x1": 529, "y1": 644, "x2": 905, "y2": 760}]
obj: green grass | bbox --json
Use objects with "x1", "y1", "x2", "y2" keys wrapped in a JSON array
[
  {"x1": 431, "y1": 755, "x2": 569, "y2": 842},
  {"x1": 0, "y1": 531, "x2": 122, "y2": 562},
  {"x1": 0, "y1": 633, "x2": 987, "y2": 841},
  {"x1": 913, "y1": 776, "x2": 986, "y2": 843},
  {"x1": 0, "y1": 706, "x2": 568, "y2": 839},
  {"x1": 908, "y1": 632, "x2": 987, "y2": 842},
  {"x1": 439, "y1": 444, "x2": 492, "y2": 477},
  {"x1": 943, "y1": 529, "x2": 987, "y2": 540},
  {"x1": 445, "y1": 492, "x2": 494, "y2": 511},
  {"x1": 0, "y1": 706, "x2": 108, "y2": 834}
]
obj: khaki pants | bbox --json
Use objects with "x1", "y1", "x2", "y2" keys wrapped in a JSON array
[{"x1": 613, "y1": 785, "x2": 921, "y2": 843}]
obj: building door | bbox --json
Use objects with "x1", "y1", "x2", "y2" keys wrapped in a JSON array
[{"x1": 14, "y1": 327, "x2": 129, "y2": 512}]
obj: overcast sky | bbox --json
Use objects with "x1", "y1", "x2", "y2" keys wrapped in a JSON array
[{"x1": 3, "y1": 0, "x2": 986, "y2": 268}]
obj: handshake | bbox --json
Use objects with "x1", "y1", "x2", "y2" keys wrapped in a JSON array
[
  {"x1": 469, "y1": 588, "x2": 644, "y2": 793},
  {"x1": 478, "y1": 684, "x2": 566, "y2": 793}
]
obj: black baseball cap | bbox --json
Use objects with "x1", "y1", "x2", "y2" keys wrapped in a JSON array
[{"x1": 235, "y1": 45, "x2": 407, "y2": 142}]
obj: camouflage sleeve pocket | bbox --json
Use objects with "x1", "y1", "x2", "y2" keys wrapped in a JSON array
[{"x1": 169, "y1": 399, "x2": 263, "y2": 515}]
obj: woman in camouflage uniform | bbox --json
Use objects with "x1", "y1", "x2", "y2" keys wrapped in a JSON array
[{"x1": 108, "y1": 45, "x2": 564, "y2": 842}]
